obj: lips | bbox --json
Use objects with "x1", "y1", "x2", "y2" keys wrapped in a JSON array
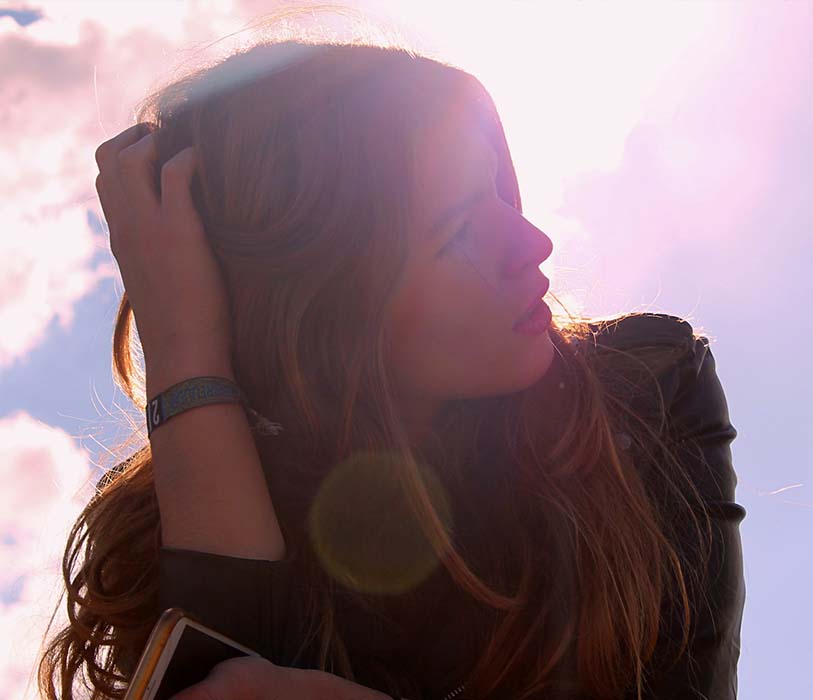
[{"x1": 515, "y1": 279, "x2": 550, "y2": 324}]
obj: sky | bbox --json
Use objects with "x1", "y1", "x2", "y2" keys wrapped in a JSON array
[{"x1": 0, "y1": 0, "x2": 811, "y2": 698}]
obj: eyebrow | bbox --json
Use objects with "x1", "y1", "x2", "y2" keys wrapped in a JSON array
[{"x1": 428, "y1": 148, "x2": 500, "y2": 241}]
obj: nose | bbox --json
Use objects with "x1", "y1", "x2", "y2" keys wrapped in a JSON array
[{"x1": 506, "y1": 213, "x2": 553, "y2": 277}]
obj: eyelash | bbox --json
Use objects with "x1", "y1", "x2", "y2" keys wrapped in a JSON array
[{"x1": 440, "y1": 221, "x2": 471, "y2": 254}]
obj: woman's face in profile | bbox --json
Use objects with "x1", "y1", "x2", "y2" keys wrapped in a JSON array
[{"x1": 387, "y1": 103, "x2": 556, "y2": 438}]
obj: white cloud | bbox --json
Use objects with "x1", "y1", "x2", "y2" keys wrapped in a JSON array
[
  {"x1": 1, "y1": 2, "x2": 811, "y2": 699},
  {"x1": 0, "y1": 0, "x2": 258, "y2": 373},
  {"x1": 0, "y1": 412, "x2": 97, "y2": 700},
  {"x1": 0, "y1": 205, "x2": 115, "y2": 368},
  {"x1": 0, "y1": 4, "x2": 257, "y2": 699}
]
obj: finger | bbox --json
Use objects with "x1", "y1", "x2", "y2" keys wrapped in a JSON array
[
  {"x1": 167, "y1": 673, "x2": 229, "y2": 700},
  {"x1": 95, "y1": 171, "x2": 119, "y2": 240},
  {"x1": 160, "y1": 147, "x2": 203, "y2": 233},
  {"x1": 94, "y1": 172, "x2": 112, "y2": 235},
  {"x1": 165, "y1": 673, "x2": 218, "y2": 700},
  {"x1": 118, "y1": 130, "x2": 161, "y2": 213},
  {"x1": 94, "y1": 173, "x2": 107, "y2": 216},
  {"x1": 95, "y1": 122, "x2": 158, "y2": 240},
  {"x1": 95, "y1": 122, "x2": 154, "y2": 172}
]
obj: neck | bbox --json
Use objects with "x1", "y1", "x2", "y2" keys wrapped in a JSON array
[{"x1": 398, "y1": 394, "x2": 447, "y2": 450}]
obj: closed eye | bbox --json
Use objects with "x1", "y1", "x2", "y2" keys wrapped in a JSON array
[
  {"x1": 439, "y1": 221, "x2": 471, "y2": 255},
  {"x1": 434, "y1": 163, "x2": 498, "y2": 258}
]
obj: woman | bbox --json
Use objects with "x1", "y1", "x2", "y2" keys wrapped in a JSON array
[{"x1": 36, "y1": 36, "x2": 745, "y2": 700}]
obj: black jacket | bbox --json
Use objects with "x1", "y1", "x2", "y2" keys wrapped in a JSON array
[{"x1": 110, "y1": 312, "x2": 745, "y2": 699}]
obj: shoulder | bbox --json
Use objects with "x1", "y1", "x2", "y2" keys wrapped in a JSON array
[
  {"x1": 580, "y1": 312, "x2": 714, "y2": 409},
  {"x1": 583, "y1": 312, "x2": 740, "y2": 505},
  {"x1": 585, "y1": 311, "x2": 696, "y2": 353}
]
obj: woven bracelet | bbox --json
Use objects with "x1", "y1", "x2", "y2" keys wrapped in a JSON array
[{"x1": 146, "y1": 376, "x2": 247, "y2": 438}]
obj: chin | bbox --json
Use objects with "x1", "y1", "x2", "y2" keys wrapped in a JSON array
[
  {"x1": 478, "y1": 332, "x2": 556, "y2": 397},
  {"x1": 515, "y1": 330, "x2": 556, "y2": 388}
]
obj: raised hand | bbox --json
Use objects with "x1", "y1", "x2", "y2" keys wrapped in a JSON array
[{"x1": 94, "y1": 123, "x2": 233, "y2": 372}]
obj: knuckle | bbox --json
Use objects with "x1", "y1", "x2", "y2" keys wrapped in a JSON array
[
  {"x1": 160, "y1": 160, "x2": 184, "y2": 187},
  {"x1": 94, "y1": 142, "x2": 110, "y2": 168},
  {"x1": 161, "y1": 157, "x2": 181, "y2": 176},
  {"x1": 117, "y1": 144, "x2": 139, "y2": 168},
  {"x1": 96, "y1": 124, "x2": 153, "y2": 169}
]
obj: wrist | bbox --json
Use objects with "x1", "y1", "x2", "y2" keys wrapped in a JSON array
[{"x1": 146, "y1": 352, "x2": 235, "y2": 401}]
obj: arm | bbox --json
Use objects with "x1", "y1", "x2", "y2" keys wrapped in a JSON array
[
  {"x1": 94, "y1": 122, "x2": 286, "y2": 562},
  {"x1": 94, "y1": 124, "x2": 295, "y2": 664},
  {"x1": 148, "y1": 354, "x2": 306, "y2": 664},
  {"x1": 147, "y1": 352, "x2": 286, "y2": 562},
  {"x1": 147, "y1": 353, "x2": 304, "y2": 664}
]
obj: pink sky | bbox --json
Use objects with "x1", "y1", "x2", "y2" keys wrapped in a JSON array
[{"x1": 1, "y1": 1, "x2": 810, "y2": 698}]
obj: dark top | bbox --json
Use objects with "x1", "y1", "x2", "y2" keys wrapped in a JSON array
[{"x1": 107, "y1": 313, "x2": 745, "y2": 699}]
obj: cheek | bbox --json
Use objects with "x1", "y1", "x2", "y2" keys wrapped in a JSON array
[
  {"x1": 390, "y1": 284, "x2": 497, "y2": 375},
  {"x1": 388, "y1": 278, "x2": 450, "y2": 342},
  {"x1": 386, "y1": 288, "x2": 461, "y2": 378},
  {"x1": 388, "y1": 294, "x2": 424, "y2": 349}
]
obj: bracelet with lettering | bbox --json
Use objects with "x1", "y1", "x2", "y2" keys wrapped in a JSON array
[{"x1": 146, "y1": 376, "x2": 247, "y2": 438}]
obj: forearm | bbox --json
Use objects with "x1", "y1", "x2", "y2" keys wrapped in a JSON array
[{"x1": 147, "y1": 352, "x2": 286, "y2": 561}]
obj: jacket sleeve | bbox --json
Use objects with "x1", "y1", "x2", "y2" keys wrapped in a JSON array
[
  {"x1": 634, "y1": 321, "x2": 746, "y2": 699},
  {"x1": 95, "y1": 459, "x2": 309, "y2": 667},
  {"x1": 156, "y1": 546, "x2": 305, "y2": 666}
]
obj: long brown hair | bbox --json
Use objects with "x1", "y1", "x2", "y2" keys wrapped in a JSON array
[{"x1": 36, "y1": 31, "x2": 714, "y2": 700}]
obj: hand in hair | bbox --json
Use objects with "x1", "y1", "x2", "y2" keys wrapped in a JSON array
[
  {"x1": 167, "y1": 655, "x2": 393, "y2": 700},
  {"x1": 94, "y1": 122, "x2": 233, "y2": 367}
]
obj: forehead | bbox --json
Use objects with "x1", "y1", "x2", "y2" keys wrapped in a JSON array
[{"x1": 409, "y1": 107, "x2": 498, "y2": 238}]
